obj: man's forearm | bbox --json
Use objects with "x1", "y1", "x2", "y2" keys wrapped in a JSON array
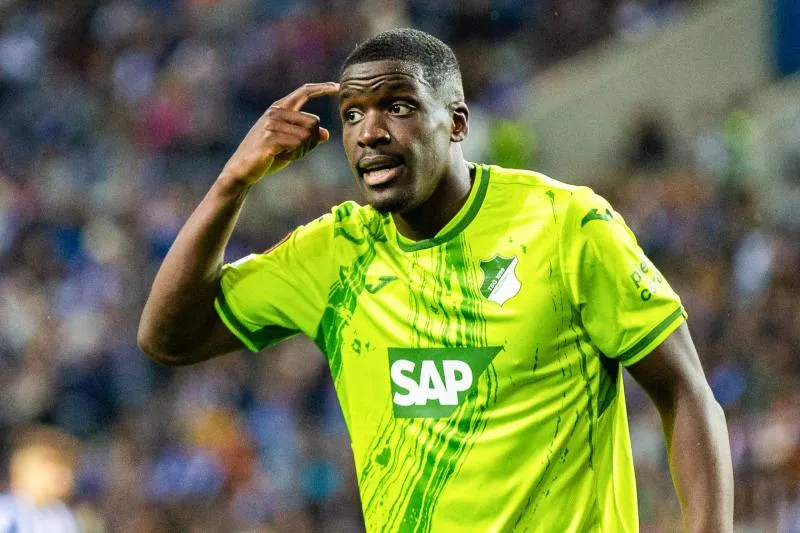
[
  {"x1": 663, "y1": 389, "x2": 734, "y2": 532},
  {"x1": 138, "y1": 174, "x2": 250, "y2": 357},
  {"x1": 138, "y1": 82, "x2": 338, "y2": 361}
]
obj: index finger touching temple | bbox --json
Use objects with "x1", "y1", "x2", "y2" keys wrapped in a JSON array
[{"x1": 274, "y1": 82, "x2": 340, "y2": 111}]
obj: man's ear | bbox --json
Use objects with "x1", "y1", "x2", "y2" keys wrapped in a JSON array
[{"x1": 450, "y1": 102, "x2": 469, "y2": 142}]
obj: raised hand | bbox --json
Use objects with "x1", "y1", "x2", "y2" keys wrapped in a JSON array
[{"x1": 220, "y1": 82, "x2": 340, "y2": 185}]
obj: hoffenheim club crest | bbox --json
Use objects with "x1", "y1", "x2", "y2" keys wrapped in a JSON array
[{"x1": 479, "y1": 255, "x2": 521, "y2": 306}]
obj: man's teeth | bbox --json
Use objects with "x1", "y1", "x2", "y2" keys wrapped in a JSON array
[
  {"x1": 362, "y1": 165, "x2": 400, "y2": 185},
  {"x1": 365, "y1": 165, "x2": 395, "y2": 173}
]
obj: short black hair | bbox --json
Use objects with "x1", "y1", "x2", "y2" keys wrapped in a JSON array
[{"x1": 341, "y1": 28, "x2": 464, "y2": 100}]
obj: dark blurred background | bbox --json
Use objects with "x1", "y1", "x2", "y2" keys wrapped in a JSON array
[{"x1": 0, "y1": 0, "x2": 799, "y2": 531}]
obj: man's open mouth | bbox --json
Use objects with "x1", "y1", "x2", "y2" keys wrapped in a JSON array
[{"x1": 358, "y1": 156, "x2": 404, "y2": 186}]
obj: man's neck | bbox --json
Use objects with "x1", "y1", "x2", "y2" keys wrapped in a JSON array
[{"x1": 392, "y1": 159, "x2": 474, "y2": 241}]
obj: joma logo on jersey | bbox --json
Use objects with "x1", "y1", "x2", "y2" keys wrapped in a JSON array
[{"x1": 388, "y1": 347, "x2": 502, "y2": 418}]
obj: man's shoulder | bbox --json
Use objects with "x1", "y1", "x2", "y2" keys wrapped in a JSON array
[
  {"x1": 484, "y1": 164, "x2": 593, "y2": 202},
  {"x1": 485, "y1": 164, "x2": 576, "y2": 190},
  {"x1": 483, "y1": 163, "x2": 604, "y2": 212}
]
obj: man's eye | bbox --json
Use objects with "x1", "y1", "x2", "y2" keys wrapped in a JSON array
[
  {"x1": 344, "y1": 109, "x2": 363, "y2": 123},
  {"x1": 389, "y1": 103, "x2": 414, "y2": 116}
]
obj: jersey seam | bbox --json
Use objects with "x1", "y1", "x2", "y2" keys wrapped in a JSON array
[
  {"x1": 557, "y1": 189, "x2": 578, "y2": 314},
  {"x1": 558, "y1": 189, "x2": 606, "y2": 529}
]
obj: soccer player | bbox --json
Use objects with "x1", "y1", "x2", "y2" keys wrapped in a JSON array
[
  {"x1": 138, "y1": 28, "x2": 734, "y2": 532},
  {"x1": 0, "y1": 426, "x2": 80, "y2": 533}
]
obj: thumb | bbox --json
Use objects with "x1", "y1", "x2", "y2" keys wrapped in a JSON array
[{"x1": 319, "y1": 127, "x2": 331, "y2": 143}]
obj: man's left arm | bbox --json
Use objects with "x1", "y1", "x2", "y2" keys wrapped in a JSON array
[{"x1": 627, "y1": 322, "x2": 734, "y2": 533}]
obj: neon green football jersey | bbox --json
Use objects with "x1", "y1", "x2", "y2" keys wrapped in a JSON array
[{"x1": 214, "y1": 163, "x2": 686, "y2": 532}]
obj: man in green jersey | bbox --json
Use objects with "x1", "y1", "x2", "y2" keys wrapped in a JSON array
[{"x1": 139, "y1": 28, "x2": 733, "y2": 532}]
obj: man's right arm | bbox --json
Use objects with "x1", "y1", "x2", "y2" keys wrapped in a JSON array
[{"x1": 137, "y1": 82, "x2": 340, "y2": 365}]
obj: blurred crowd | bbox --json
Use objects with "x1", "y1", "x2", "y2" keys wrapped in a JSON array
[
  {"x1": 609, "y1": 104, "x2": 800, "y2": 532},
  {"x1": 2, "y1": 0, "x2": 798, "y2": 532}
]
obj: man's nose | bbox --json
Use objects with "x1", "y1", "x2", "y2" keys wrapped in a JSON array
[{"x1": 357, "y1": 111, "x2": 391, "y2": 148}]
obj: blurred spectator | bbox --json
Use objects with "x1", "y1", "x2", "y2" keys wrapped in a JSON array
[
  {"x1": 626, "y1": 109, "x2": 672, "y2": 173},
  {"x1": 0, "y1": 426, "x2": 80, "y2": 533}
]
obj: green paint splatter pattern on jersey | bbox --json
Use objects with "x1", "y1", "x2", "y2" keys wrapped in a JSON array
[
  {"x1": 359, "y1": 235, "x2": 496, "y2": 533},
  {"x1": 314, "y1": 207, "x2": 386, "y2": 384}
]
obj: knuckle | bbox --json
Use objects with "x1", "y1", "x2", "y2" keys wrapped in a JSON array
[{"x1": 301, "y1": 113, "x2": 319, "y2": 127}]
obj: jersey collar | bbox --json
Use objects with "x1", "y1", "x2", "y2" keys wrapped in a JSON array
[{"x1": 393, "y1": 163, "x2": 490, "y2": 252}]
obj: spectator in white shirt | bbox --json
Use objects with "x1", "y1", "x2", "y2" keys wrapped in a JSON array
[{"x1": 0, "y1": 426, "x2": 80, "y2": 533}]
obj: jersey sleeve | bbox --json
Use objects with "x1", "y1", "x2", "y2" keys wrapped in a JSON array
[
  {"x1": 214, "y1": 212, "x2": 338, "y2": 352},
  {"x1": 559, "y1": 187, "x2": 687, "y2": 366}
]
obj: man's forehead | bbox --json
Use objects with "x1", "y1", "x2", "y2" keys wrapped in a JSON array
[{"x1": 339, "y1": 60, "x2": 431, "y2": 90}]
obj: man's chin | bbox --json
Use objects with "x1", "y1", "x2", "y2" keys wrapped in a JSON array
[
  {"x1": 365, "y1": 192, "x2": 413, "y2": 214},
  {"x1": 368, "y1": 199, "x2": 404, "y2": 214}
]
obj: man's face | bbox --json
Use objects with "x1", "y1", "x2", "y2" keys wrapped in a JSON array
[{"x1": 339, "y1": 60, "x2": 459, "y2": 214}]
